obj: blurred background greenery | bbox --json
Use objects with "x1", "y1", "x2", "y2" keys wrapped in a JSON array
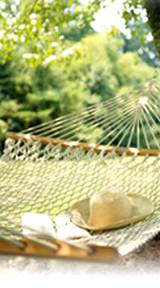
[{"x1": 0, "y1": 0, "x2": 160, "y2": 152}]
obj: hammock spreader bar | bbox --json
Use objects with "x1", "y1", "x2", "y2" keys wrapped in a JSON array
[{"x1": 6, "y1": 132, "x2": 160, "y2": 156}]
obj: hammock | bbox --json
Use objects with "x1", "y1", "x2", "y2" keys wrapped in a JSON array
[{"x1": 0, "y1": 78, "x2": 159, "y2": 261}]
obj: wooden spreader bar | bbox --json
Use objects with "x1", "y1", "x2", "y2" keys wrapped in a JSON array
[
  {"x1": 7, "y1": 132, "x2": 160, "y2": 157},
  {"x1": 0, "y1": 238, "x2": 118, "y2": 262}
]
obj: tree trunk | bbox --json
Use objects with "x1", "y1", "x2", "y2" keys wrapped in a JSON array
[{"x1": 145, "y1": 0, "x2": 160, "y2": 55}]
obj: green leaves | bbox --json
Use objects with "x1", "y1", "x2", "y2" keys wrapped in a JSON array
[
  {"x1": 0, "y1": 25, "x2": 158, "y2": 152},
  {"x1": 0, "y1": 0, "x2": 103, "y2": 65},
  {"x1": 122, "y1": 0, "x2": 152, "y2": 46},
  {"x1": 0, "y1": 119, "x2": 8, "y2": 141}
]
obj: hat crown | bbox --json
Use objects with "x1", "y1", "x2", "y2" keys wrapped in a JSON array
[{"x1": 89, "y1": 191, "x2": 133, "y2": 228}]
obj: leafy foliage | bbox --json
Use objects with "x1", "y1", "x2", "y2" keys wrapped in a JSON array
[
  {"x1": 0, "y1": 30, "x2": 156, "y2": 150},
  {"x1": 0, "y1": 0, "x2": 160, "y2": 65},
  {"x1": 0, "y1": 0, "x2": 103, "y2": 65},
  {"x1": 0, "y1": 0, "x2": 159, "y2": 153},
  {"x1": 122, "y1": 0, "x2": 160, "y2": 63}
]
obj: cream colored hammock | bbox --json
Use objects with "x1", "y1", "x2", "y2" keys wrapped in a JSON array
[{"x1": 0, "y1": 79, "x2": 159, "y2": 261}]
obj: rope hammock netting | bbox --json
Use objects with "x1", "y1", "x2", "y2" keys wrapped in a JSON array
[{"x1": 0, "y1": 77, "x2": 159, "y2": 260}]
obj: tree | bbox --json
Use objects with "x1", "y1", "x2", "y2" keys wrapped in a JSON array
[
  {"x1": 0, "y1": 0, "x2": 102, "y2": 65},
  {"x1": 1, "y1": 0, "x2": 160, "y2": 66},
  {"x1": 145, "y1": 0, "x2": 160, "y2": 56},
  {"x1": 122, "y1": 0, "x2": 160, "y2": 60},
  {"x1": 1, "y1": 0, "x2": 160, "y2": 64},
  {"x1": 0, "y1": 0, "x2": 159, "y2": 153},
  {"x1": 0, "y1": 30, "x2": 156, "y2": 148}
]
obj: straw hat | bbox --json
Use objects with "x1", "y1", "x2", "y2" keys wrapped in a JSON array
[{"x1": 69, "y1": 190, "x2": 154, "y2": 231}]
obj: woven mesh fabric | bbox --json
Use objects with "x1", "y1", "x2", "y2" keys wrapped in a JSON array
[{"x1": 0, "y1": 81, "x2": 160, "y2": 254}]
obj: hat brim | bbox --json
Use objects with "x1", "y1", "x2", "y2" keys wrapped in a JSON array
[{"x1": 69, "y1": 193, "x2": 154, "y2": 231}]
